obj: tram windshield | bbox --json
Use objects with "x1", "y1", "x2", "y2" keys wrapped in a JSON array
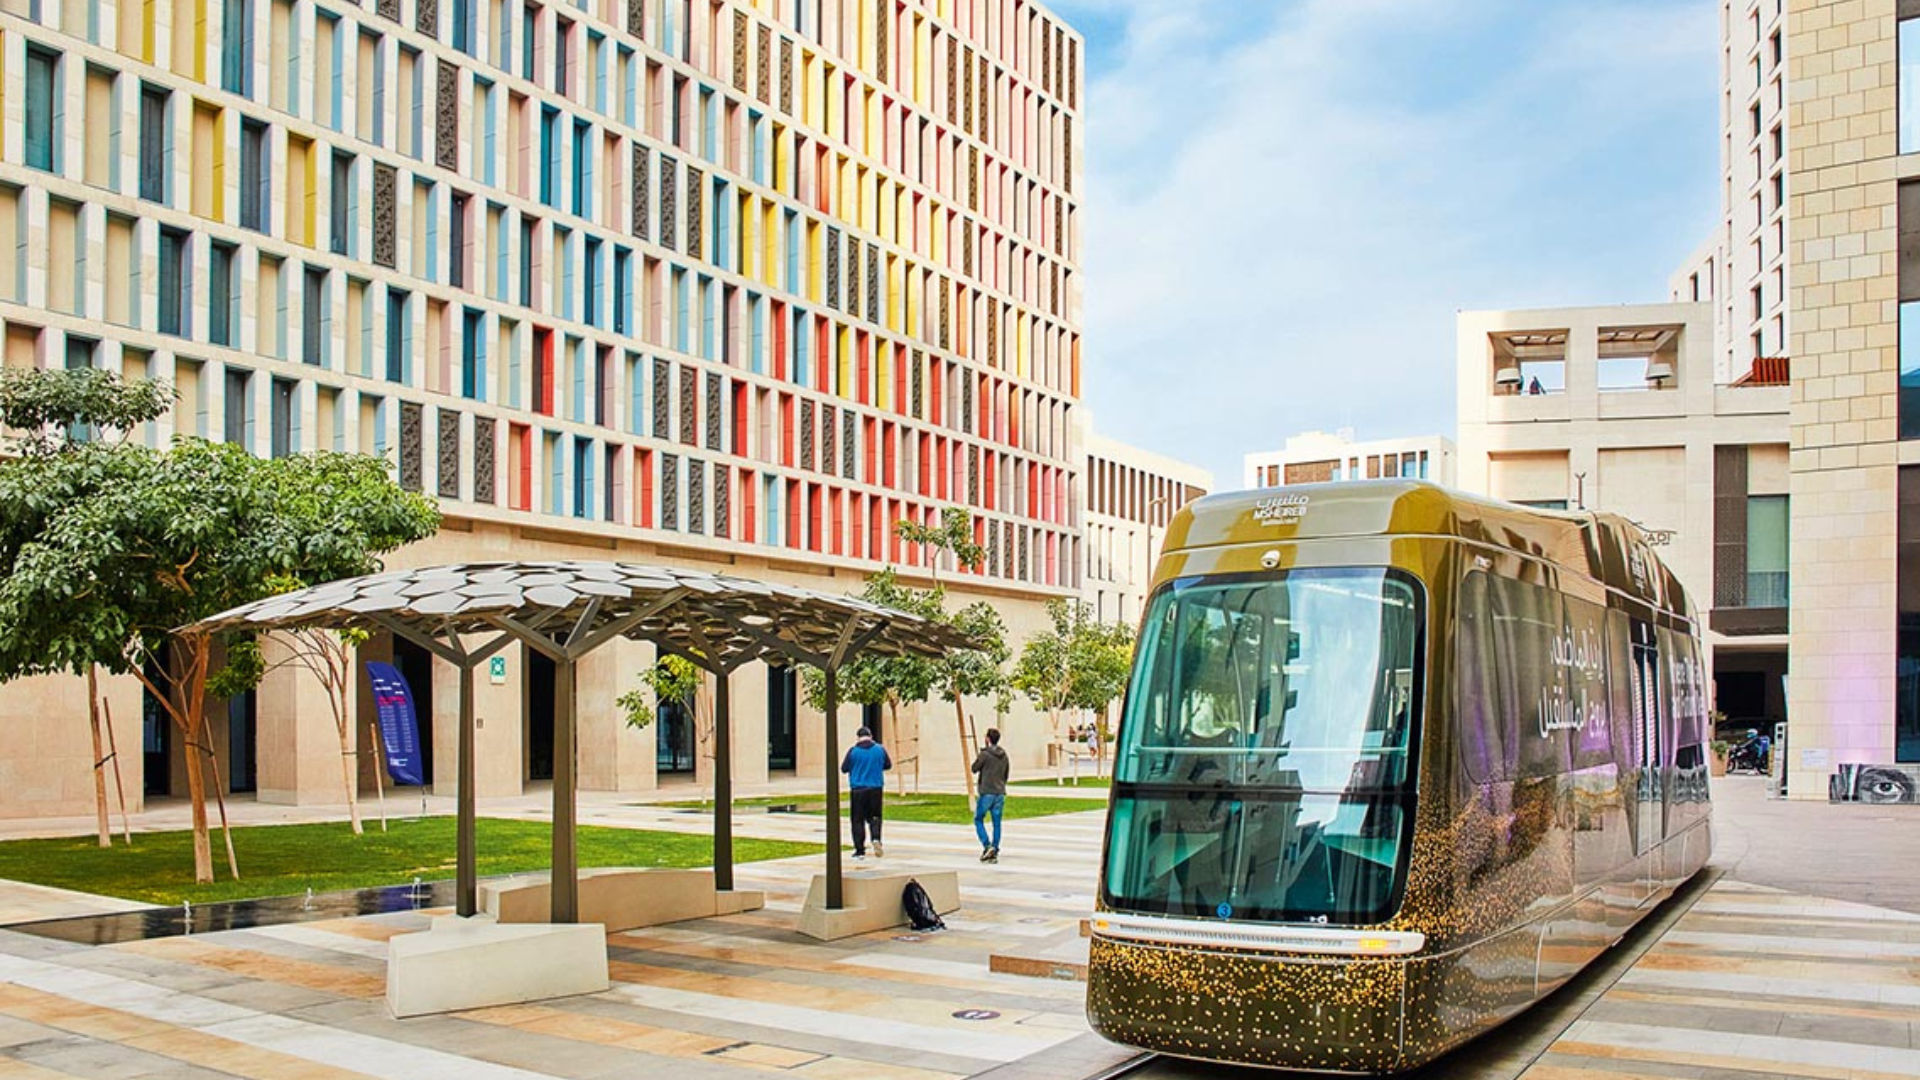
[{"x1": 1102, "y1": 567, "x2": 1423, "y2": 925}]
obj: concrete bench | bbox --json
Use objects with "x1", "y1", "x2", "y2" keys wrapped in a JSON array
[
  {"x1": 797, "y1": 869, "x2": 959, "y2": 941},
  {"x1": 479, "y1": 867, "x2": 765, "y2": 932},
  {"x1": 386, "y1": 914, "x2": 607, "y2": 1018}
]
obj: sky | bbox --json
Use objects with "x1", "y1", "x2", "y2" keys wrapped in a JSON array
[{"x1": 1042, "y1": 0, "x2": 1721, "y2": 488}]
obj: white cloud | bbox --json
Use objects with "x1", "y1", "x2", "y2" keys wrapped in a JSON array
[{"x1": 1052, "y1": 0, "x2": 1718, "y2": 487}]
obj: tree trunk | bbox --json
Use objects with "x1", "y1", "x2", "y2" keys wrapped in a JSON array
[
  {"x1": 179, "y1": 716, "x2": 213, "y2": 884},
  {"x1": 335, "y1": 677, "x2": 363, "y2": 835},
  {"x1": 86, "y1": 667, "x2": 111, "y2": 848},
  {"x1": 953, "y1": 694, "x2": 976, "y2": 804}
]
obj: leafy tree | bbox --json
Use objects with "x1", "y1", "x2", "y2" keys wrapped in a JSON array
[
  {"x1": 892, "y1": 509, "x2": 1005, "y2": 799},
  {"x1": 0, "y1": 368, "x2": 172, "y2": 848},
  {"x1": 227, "y1": 621, "x2": 378, "y2": 834},
  {"x1": 1012, "y1": 600, "x2": 1136, "y2": 753},
  {"x1": 802, "y1": 568, "x2": 943, "y2": 782},
  {"x1": 0, "y1": 439, "x2": 440, "y2": 883},
  {"x1": 620, "y1": 653, "x2": 714, "y2": 803}
]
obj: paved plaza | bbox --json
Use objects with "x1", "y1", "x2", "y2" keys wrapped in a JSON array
[{"x1": 0, "y1": 778, "x2": 1911, "y2": 1079}]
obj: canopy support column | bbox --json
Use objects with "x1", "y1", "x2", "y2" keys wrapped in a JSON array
[
  {"x1": 551, "y1": 657, "x2": 578, "y2": 923},
  {"x1": 457, "y1": 663, "x2": 477, "y2": 917},
  {"x1": 712, "y1": 668, "x2": 734, "y2": 892},
  {"x1": 823, "y1": 668, "x2": 843, "y2": 911}
]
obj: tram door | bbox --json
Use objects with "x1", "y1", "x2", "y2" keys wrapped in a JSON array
[{"x1": 1625, "y1": 617, "x2": 1663, "y2": 900}]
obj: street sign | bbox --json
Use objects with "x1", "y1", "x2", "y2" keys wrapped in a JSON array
[{"x1": 489, "y1": 656, "x2": 507, "y2": 684}]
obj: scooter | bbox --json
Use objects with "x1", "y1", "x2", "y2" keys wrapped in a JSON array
[{"x1": 1726, "y1": 742, "x2": 1767, "y2": 775}]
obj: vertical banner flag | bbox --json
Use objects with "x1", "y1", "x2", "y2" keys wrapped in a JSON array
[{"x1": 365, "y1": 662, "x2": 426, "y2": 786}]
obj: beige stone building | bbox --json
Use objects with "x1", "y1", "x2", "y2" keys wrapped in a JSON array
[
  {"x1": 1456, "y1": 301, "x2": 1792, "y2": 738},
  {"x1": 1242, "y1": 429, "x2": 1455, "y2": 490},
  {"x1": 0, "y1": 0, "x2": 1089, "y2": 818},
  {"x1": 1080, "y1": 431, "x2": 1210, "y2": 628}
]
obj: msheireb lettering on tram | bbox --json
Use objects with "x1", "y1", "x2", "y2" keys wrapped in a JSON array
[{"x1": 1086, "y1": 480, "x2": 1712, "y2": 1074}]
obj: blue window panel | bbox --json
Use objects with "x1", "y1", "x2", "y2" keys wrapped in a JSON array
[
  {"x1": 558, "y1": 227, "x2": 574, "y2": 321},
  {"x1": 539, "y1": 107, "x2": 560, "y2": 207},
  {"x1": 664, "y1": 0, "x2": 679, "y2": 58},
  {"x1": 573, "y1": 437, "x2": 594, "y2": 519},
  {"x1": 750, "y1": 293, "x2": 765, "y2": 375},
  {"x1": 522, "y1": 8, "x2": 536, "y2": 79},
  {"x1": 784, "y1": 211, "x2": 799, "y2": 292},
  {"x1": 794, "y1": 308, "x2": 809, "y2": 386},
  {"x1": 749, "y1": 112, "x2": 765, "y2": 185},
  {"x1": 452, "y1": 0, "x2": 473, "y2": 54},
  {"x1": 583, "y1": 237, "x2": 602, "y2": 329},
  {"x1": 674, "y1": 272, "x2": 690, "y2": 354},
  {"x1": 700, "y1": 276, "x2": 716, "y2": 361},
  {"x1": 613, "y1": 248, "x2": 632, "y2": 336},
  {"x1": 221, "y1": 0, "x2": 253, "y2": 97},
  {"x1": 23, "y1": 46, "x2": 58, "y2": 173},
  {"x1": 763, "y1": 475, "x2": 779, "y2": 545},
  {"x1": 1902, "y1": 301, "x2": 1920, "y2": 439},
  {"x1": 461, "y1": 307, "x2": 485, "y2": 400},
  {"x1": 506, "y1": 323, "x2": 521, "y2": 408},
  {"x1": 496, "y1": 0, "x2": 512, "y2": 71},
  {"x1": 627, "y1": 355, "x2": 645, "y2": 435},
  {"x1": 423, "y1": 185, "x2": 439, "y2": 283},
  {"x1": 621, "y1": 45, "x2": 638, "y2": 127},
  {"x1": 370, "y1": 42, "x2": 386, "y2": 145},
  {"x1": 571, "y1": 339, "x2": 587, "y2": 423},
  {"x1": 548, "y1": 432, "x2": 565, "y2": 515},
  {"x1": 713, "y1": 178, "x2": 731, "y2": 272},
  {"x1": 572, "y1": 118, "x2": 591, "y2": 218},
  {"x1": 325, "y1": 15, "x2": 344, "y2": 131}
]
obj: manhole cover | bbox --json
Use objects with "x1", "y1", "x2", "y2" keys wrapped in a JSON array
[{"x1": 952, "y1": 1009, "x2": 1000, "y2": 1021}]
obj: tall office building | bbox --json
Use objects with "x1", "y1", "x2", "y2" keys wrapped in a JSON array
[
  {"x1": 0, "y1": 0, "x2": 1085, "y2": 816},
  {"x1": 1672, "y1": 0, "x2": 1789, "y2": 385}
]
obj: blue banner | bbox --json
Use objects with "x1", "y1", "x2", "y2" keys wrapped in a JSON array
[{"x1": 365, "y1": 662, "x2": 426, "y2": 786}]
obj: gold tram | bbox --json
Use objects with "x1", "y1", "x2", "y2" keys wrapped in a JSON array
[{"x1": 1086, "y1": 481, "x2": 1712, "y2": 1073}]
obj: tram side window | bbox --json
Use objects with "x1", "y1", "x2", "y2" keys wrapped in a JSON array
[
  {"x1": 1566, "y1": 596, "x2": 1615, "y2": 773},
  {"x1": 1457, "y1": 572, "x2": 1577, "y2": 783},
  {"x1": 1660, "y1": 626, "x2": 1710, "y2": 804}
]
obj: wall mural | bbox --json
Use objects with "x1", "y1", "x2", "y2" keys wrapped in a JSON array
[{"x1": 1830, "y1": 763, "x2": 1920, "y2": 804}]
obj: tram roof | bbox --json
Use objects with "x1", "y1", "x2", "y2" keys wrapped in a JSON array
[{"x1": 1166, "y1": 480, "x2": 1692, "y2": 615}]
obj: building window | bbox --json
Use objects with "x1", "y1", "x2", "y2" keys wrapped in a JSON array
[
  {"x1": 23, "y1": 46, "x2": 60, "y2": 173},
  {"x1": 222, "y1": 0, "x2": 254, "y2": 96},
  {"x1": 385, "y1": 287, "x2": 409, "y2": 382},
  {"x1": 1904, "y1": 10, "x2": 1920, "y2": 154},
  {"x1": 1746, "y1": 494, "x2": 1789, "y2": 607},
  {"x1": 1899, "y1": 466, "x2": 1920, "y2": 761},
  {"x1": 139, "y1": 84, "x2": 169, "y2": 203},
  {"x1": 209, "y1": 242, "x2": 237, "y2": 346},
  {"x1": 156, "y1": 227, "x2": 189, "y2": 336},
  {"x1": 330, "y1": 150, "x2": 354, "y2": 255},
  {"x1": 1903, "y1": 181, "x2": 1920, "y2": 438},
  {"x1": 461, "y1": 307, "x2": 484, "y2": 398},
  {"x1": 269, "y1": 376, "x2": 296, "y2": 457},
  {"x1": 303, "y1": 266, "x2": 328, "y2": 365},
  {"x1": 224, "y1": 366, "x2": 253, "y2": 449},
  {"x1": 240, "y1": 119, "x2": 269, "y2": 231}
]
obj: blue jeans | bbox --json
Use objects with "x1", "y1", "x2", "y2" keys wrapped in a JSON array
[{"x1": 974, "y1": 793, "x2": 1005, "y2": 849}]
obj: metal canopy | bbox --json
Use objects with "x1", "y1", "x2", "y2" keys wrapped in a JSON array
[{"x1": 189, "y1": 561, "x2": 977, "y2": 920}]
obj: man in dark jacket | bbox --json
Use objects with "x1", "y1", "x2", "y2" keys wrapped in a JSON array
[
  {"x1": 971, "y1": 728, "x2": 1010, "y2": 862},
  {"x1": 841, "y1": 726, "x2": 892, "y2": 858}
]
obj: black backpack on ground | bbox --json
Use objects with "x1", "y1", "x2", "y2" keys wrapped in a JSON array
[{"x1": 902, "y1": 878, "x2": 946, "y2": 931}]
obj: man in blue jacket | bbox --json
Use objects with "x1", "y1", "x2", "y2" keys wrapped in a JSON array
[{"x1": 841, "y1": 726, "x2": 892, "y2": 858}]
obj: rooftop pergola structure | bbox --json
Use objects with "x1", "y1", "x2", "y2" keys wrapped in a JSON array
[{"x1": 189, "y1": 561, "x2": 978, "y2": 920}]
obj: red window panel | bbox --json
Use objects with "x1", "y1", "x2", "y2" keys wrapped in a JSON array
[
  {"x1": 863, "y1": 417, "x2": 877, "y2": 484},
  {"x1": 971, "y1": 518, "x2": 986, "y2": 576},
  {"x1": 808, "y1": 484, "x2": 823, "y2": 552},
  {"x1": 770, "y1": 300, "x2": 788, "y2": 381},
  {"x1": 1009, "y1": 387, "x2": 1022, "y2": 448},
  {"x1": 634, "y1": 446, "x2": 653, "y2": 527},
  {"x1": 533, "y1": 328, "x2": 556, "y2": 415},
  {"x1": 868, "y1": 499, "x2": 883, "y2": 560},
  {"x1": 893, "y1": 352, "x2": 907, "y2": 416},
  {"x1": 918, "y1": 433, "x2": 931, "y2": 494},
  {"x1": 888, "y1": 500, "x2": 902, "y2": 563},
  {"x1": 780, "y1": 393, "x2": 795, "y2": 467},
  {"x1": 740, "y1": 469, "x2": 756, "y2": 544},
  {"x1": 510, "y1": 423, "x2": 533, "y2": 511},
  {"x1": 930, "y1": 358, "x2": 944, "y2": 424},
  {"x1": 732, "y1": 379, "x2": 749, "y2": 455},
  {"x1": 1046, "y1": 531, "x2": 1058, "y2": 586},
  {"x1": 978, "y1": 374, "x2": 990, "y2": 435},
  {"x1": 786, "y1": 478, "x2": 802, "y2": 549},
  {"x1": 831, "y1": 489, "x2": 846, "y2": 556},
  {"x1": 983, "y1": 450, "x2": 996, "y2": 512},
  {"x1": 882, "y1": 421, "x2": 896, "y2": 488},
  {"x1": 850, "y1": 494, "x2": 866, "y2": 560},
  {"x1": 815, "y1": 144, "x2": 832, "y2": 214},
  {"x1": 1028, "y1": 464, "x2": 1038, "y2": 521}
]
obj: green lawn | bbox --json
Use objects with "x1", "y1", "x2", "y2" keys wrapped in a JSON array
[
  {"x1": 0, "y1": 817, "x2": 818, "y2": 906},
  {"x1": 660, "y1": 792, "x2": 1108, "y2": 824},
  {"x1": 1011, "y1": 776, "x2": 1111, "y2": 789}
]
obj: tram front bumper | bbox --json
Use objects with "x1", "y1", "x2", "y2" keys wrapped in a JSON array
[{"x1": 1086, "y1": 934, "x2": 1416, "y2": 1075}]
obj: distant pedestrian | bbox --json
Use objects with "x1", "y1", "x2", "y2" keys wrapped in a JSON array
[
  {"x1": 842, "y1": 725, "x2": 892, "y2": 858},
  {"x1": 1527, "y1": 376, "x2": 1544, "y2": 395},
  {"x1": 971, "y1": 728, "x2": 1009, "y2": 863}
]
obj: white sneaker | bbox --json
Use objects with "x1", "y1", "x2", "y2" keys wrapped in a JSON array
[
  {"x1": 852, "y1": 851, "x2": 867, "y2": 860},
  {"x1": 872, "y1": 840, "x2": 885, "y2": 858}
]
